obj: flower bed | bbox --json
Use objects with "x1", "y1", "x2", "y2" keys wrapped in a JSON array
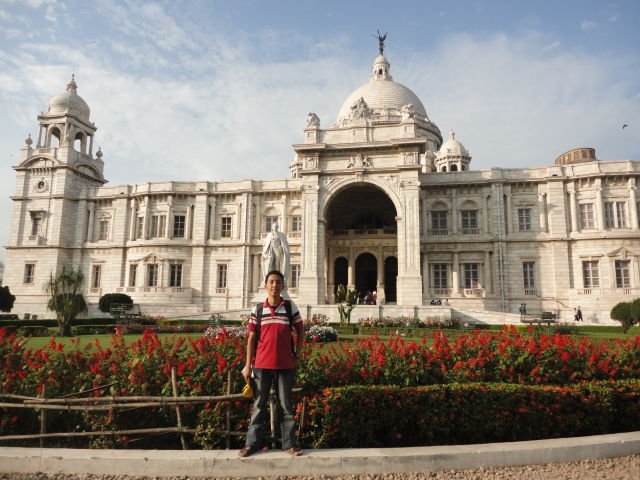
[{"x1": 1, "y1": 326, "x2": 639, "y2": 449}]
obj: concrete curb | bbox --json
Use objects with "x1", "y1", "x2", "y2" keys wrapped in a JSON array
[{"x1": 1, "y1": 431, "x2": 639, "y2": 478}]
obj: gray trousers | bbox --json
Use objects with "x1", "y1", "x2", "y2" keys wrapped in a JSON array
[{"x1": 245, "y1": 368, "x2": 297, "y2": 450}]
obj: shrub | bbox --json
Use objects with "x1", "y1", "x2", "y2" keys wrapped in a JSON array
[
  {"x1": 0, "y1": 286, "x2": 16, "y2": 312},
  {"x1": 98, "y1": 293, "x2": 133, "y2": 313},
  {"x1": 611, "y1": 302, "x2": 634, "y2": 333},
  {"x1": 305, "y1": 325, "x2": 338, "y2": 343},
  {"x1": 304, "y1": 381, "x2": 640, "y2": 448}
]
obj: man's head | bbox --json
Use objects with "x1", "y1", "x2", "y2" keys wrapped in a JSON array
[{"x1": 272, "y1": 222, "x2": 279, "y2": 233}]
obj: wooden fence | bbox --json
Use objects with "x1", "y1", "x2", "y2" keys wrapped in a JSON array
[{"x1": 0, "y1": 368, "x2": 303, "y2": 450}]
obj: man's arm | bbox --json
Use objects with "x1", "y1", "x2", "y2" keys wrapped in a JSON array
[{"x1": 242, "y1": 331, "x2": 257, "y2": 382}]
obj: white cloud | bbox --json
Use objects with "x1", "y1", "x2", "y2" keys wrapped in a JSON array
[
  {"x1": 581, "y1": 20, "x2": 596, "y2": 30},
  {"x1": 608, "y1": 15, "x2": 618, "y2": 22},
  {"x1": 0, "y1": 23, "x2": 638, "y2": 263}
]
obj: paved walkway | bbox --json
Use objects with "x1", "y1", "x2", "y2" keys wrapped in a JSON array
[{"x1": 1, "y1": 432, "x2": 639, "y2": 478}]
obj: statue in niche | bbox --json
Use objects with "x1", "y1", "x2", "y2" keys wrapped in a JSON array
[
  {"x1": 262, "y1": 222, "x2": 291, "y2": 286},
  {"x1": 350, "y1": 97, "x2": 371, "y2": 119},
  {"x1": 306, "y1": 112, "x2": 320, "y2": 128},
  {"x1": 400, "y1": 103, "x2": 415, "y2": 121}
]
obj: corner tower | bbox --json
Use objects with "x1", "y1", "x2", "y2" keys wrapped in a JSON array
[{"x1": 4, "y1": 76, "x2": 106, "y2": 312}]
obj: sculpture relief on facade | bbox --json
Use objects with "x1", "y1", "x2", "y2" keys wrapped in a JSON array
[
  {"x1": 306, "y1": 112, "x2": 320, "y2": 128},
  {"x1": 400, "y1": 103, "x2": 415, "y2": 121},
  {"x1": 304, "y1": 156, "x2": 318, "y2": 170},
  {"x1": 346, "y1": 153, "x2": 373, "y2": 169},
  {"x1": 349, "y1": 97, "x2": 372, "y2": 119}
]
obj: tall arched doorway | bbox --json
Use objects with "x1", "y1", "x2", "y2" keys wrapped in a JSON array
[
  {"x1": 333, "y1": 257, "x2": 348, "y2": 296},
  {"x1": 325, "y1": 182, "x2": 398, "y2": 304},
  {"x1": 384, "y1": 256, "x2": 398, "y2": 303},
  {"x1": 355, "y1": 253, "x2": 377, "y2": 299}
]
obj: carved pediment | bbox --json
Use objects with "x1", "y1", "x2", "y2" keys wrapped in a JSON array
[
  {"x1": 607, "y1": 247, "x2": 638, "y2": 259},
  {"x1": 134, "y1": 253, "x2": 169, "y2": 263}
]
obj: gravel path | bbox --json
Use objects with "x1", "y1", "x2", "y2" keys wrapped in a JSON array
[{"x1": 1, "y1": 454, "x2": 638, "y2": 480}]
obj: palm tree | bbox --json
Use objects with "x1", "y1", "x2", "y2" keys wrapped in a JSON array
[{"x1": 45, "y1": 266, "x2": 87, "y2": 336}]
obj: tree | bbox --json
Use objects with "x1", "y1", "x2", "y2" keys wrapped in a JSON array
[
  {"x1": 45, "y1": 266, "x2": 87, "y2": 337},
  {"x1": 335, "y1": 284, "x2": 359, "y2": 326},
  {"x1": 0, "y1": 286, "x2": 16, "y2": 312},
  {"x1": 99, "y1": 293, "x2": 133, "y2": 313},
  {"x1": 610, "y1": 301, "x2": 635, "y2": 333}
]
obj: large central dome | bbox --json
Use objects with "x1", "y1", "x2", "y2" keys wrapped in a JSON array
[{"x1": 336, "y1": 54, "x2": 428, "y2": 122}]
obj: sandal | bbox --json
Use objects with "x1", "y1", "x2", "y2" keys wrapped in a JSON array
[
  {"x1": 238, "y1": 445, "x2": 258, "y2": 458},
  {"x1": 284, "y1": 446, "x2": 303, "y2": 457}
]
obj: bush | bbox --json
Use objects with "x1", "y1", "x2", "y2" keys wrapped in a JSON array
[
  {"x1": 0, "y1": 286, "x2": 16, "y2": 312},
  {"x1": 304, "y1": 381, "x2": 640, "y2": 448},
  {"x1": 98, "y1": 293, "x2": 133, "y2": 313},
  {"x1": 611, "y1": 302, "x2": 635, "y2": 333},
  {"x1": 305, "y1": 325, "x2": 338, "y2": 343}
]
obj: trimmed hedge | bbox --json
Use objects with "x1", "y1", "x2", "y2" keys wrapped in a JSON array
[{"x1": 303, "y1": 380, "x2": 640, "y2": 448}]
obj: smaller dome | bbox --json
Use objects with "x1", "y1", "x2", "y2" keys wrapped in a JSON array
[
  {"x1": 47, "y1": 75, "x2": 90, "y2": 121},
  {"x1": 438, "y1": 131, "x2": 469, "y2": 157}
]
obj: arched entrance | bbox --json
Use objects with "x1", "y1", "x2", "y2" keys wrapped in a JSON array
[
  {"x1": 355, "y1": 253, "x2": 377, "y2": 300},
  {"x1": 325, "y1": 182, "x2": 397, "y2": 304},
  {"x1": 384, "y1": 256, "x2": 398, "y2": 303},
  {"x1": 333, "y1": 257, "x2": 348, "y2": 296}
]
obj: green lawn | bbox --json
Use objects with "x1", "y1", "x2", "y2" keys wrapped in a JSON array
[{"x1": 22, "y1": 332, "x2": 205, "y2": 350}]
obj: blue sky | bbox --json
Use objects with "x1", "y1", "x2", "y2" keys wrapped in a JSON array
[{"x1": 1, "y1": 0, "x2": 639, "y2": 263}]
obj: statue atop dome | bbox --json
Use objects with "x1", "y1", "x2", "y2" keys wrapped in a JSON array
[
  {"x1": 350, "y1": 97, "x2": 372, "y2": 119},
  {"x1": 373, "y1": 30, "x2": 387, "y2": 56}
]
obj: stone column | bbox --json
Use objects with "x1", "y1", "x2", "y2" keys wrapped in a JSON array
[
  {"x1": 484, "y1": 250, "x2": 492, "y2": 294},
  {"x1": 452, "y1": 252, "x2": 460, "y2": 296},
  {"x1": 280, "y1": 194, "x2": 288, "y2": 235},
  {"x1": 142, "y1": 197, "x2": 150, "y2": 240},
  {"x1": 569, "y1": 188, "x2": 578, "y2": 232},
  {"x1": 422, "y1": 252, "x2": 429, "y2": 298},
  {"x1": 629, "y1": 179, "x2": 638, "y2": 230},
  {"x1": 484, "y1": 194, "x2": 491, "y2": 234},
  {"x1": 129, "y1": 201, "x2": 137, "y2": 240},
  {"x1": 347, "y1": 247, "x2": 355, "y2": 289},
  {"x1": 538, "y1": 193, "x2": 548, "y2": 233},
  {"x1": 87, "y1": 203, "x2": 95, "y2": 242},
  {"x1": 505, "y1": 190, "x2": 513, "y2": 234},
  {"x1": 595, "y1": 181, "x2": 604, "y2": 230},
  {"x1": 450, "y1": 198, "x2": 458, "y2": 234}
]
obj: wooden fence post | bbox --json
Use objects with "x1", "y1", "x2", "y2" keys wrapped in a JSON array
[
  {"x1": 170, "y1": 368, "x2": 187, "y2": 450},
  {"x1": 225, "y1": 369, "x2": 232, "y2": 450},
  {"x1": 39, "y1": 385, "x2": 46, "y2": 449}
]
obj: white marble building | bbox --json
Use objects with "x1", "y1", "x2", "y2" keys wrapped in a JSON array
[{"x1": 4, "y1": 52, "x2": 640, "y2": 323}]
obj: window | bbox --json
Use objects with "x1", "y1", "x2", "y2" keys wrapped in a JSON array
[
  {"x1": 150, "y1": 215, "x2": 166, "y2": 238},
  {"x1": 265, "y1": 216, "x2": 278, "y2": 232},
  {"x1": 30, "y1": 212, "x2": 43, "y2": 236},
  {"x1": 291, "y1": 264, "x2": 300, "y2": 288},
  {"x1": 147, "y1": 264, "x2": 158, "y2": 287},
  {"x1": 217, "y1": 264, "x2": 228, "y2": 289},
  {"x1": 173, "y1": 215, "x2": 186, "y2": 237},
  {"x1": 99, "y1": 220, "x2": 109, "y2": 240},
  {"x1": 91, "y1": 265, "x2": 102, "y2": 288},
  {"x1": 523, "y1": 262, "x2": 535, "y2": 289},
  {"x1": 221, "y1": 216, "x2": 232, "y2": 238},
  {"x1": 582, "y1": 260, "x2": 600, "y2": 288},
  {"x1": 463, "y1": 263, "x2": 479, "y2": 289},
  {"x1": 129, "y1": 264, "x2": 137, "y2": 287},
  {"x1": 431, "y1": 211, "x2": 448, "y2": 232},
  {"x1": 579, "y1": 203, "x2": 595, "y2": 229},
  {"x1": 136, "y1": 216, "x2": 144, "y2": 239},
  {"x1": 615, "y1": 260, "x2": 630, "y2": 288},
  {"x1": 169, "y1": 264, "x2": 182, "y2": 288},
  {"x1": 460, "y1": 210, "x2": 478, "y2": 233},
  {"x1": 518, "y1": 208, "x2": 532, "y2": 232},
  {"x1": 291, "y1": 216, "x2": 302, "y2": 232},
  {"x1": 24, "y1": 263, "x2": 35, "y2": 284},
  {"x1": 604, "y1": 202, "x2": 627, "y2": 229},
  {"x1": 432, "y1": 263, "x2": 448, "y2": 289}
]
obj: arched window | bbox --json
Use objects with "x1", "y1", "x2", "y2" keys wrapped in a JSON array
[
  {"x1": 451, "y1": 164, "x2": 458, "y2": 172},
  {"x1": 74, "y1": 132, "x2": 85, "y2": 153},
  {"x1": 49, "y1": 127, "x2": 61, "y2": 148}
]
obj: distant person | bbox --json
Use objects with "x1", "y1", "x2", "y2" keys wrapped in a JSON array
[
  {"x1": 444, "y1": 298, "x2": 450, "y2": 306},
  {"x1": 519, "y1": 303, "x2": 525, "y2": 320},
  {"x1": 576, "y1": 306, "x2": 583, "y2": 322}
]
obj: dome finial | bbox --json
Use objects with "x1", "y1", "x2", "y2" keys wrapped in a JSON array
[
  {"x1": 449, "y1": 130, "x2": 456, "y2": 140},
  {"x1": 66, "y1": 73, "x2": 77, "y2": 93},
  {"x1": 372, "y1": 30, "x2": 387, "y2": 55}
]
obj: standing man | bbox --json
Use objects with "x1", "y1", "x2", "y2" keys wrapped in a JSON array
[
  {"x1": 239, "y1": 270, "x2": 304, "y2": 457},
  {"x1": 576, "y1": 306, "x2": 583, "y2": 322},
  {"x1": 519, "y1": 303, "x2": 525, "y2": 320}
]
